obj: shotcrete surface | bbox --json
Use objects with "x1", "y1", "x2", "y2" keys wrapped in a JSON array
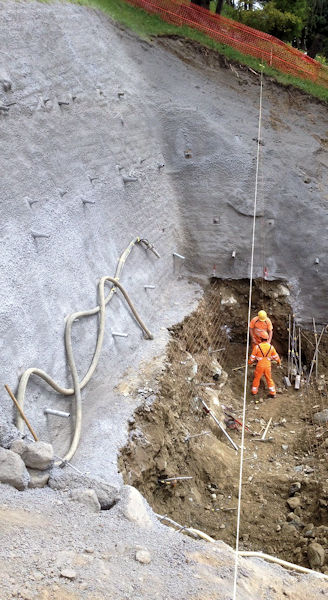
[{"x1": 0, "y1": 0, "x2": 208, "y2": 480}]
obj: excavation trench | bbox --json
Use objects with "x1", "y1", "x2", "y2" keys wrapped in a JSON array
[{"x1": 119, "y1": 279, "x2": 328, "y2": 571}]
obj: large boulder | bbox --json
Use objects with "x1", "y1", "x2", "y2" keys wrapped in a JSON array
[
  {"x1": 0, "y1": 447, "x2": 29, "y2": 490},
  {"x1": 28, "y1": 468, "x2": 50, "y2": 489},
  {"x1": 48, "y1": 468, "x2": 119, "y2": 509},
  {"x1": 10, "y1": 439, "x2": 28, "y2": 455},
  {"x1": 119, "y1": 485, "x2": 153, "y2": 528},
  {"x1": 11, "y1": 440, "x2": 54, "y2": 470},
  {"x1": 307, "y1": 542, "x2": 325, "y2": 569}
]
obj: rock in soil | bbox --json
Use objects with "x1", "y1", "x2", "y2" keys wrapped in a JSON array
[
  {"x1": 12, "y1": 440, "x2": 54, "y2": 470},
  {"x1": 10, "y1": 439, "x2": 28, "y2": 456},
  {"x1": 307, "y1": 542, "x2": 325, "y2": 569},
  {"x1": 27, "y1": 469, "x2": 50, "y2": 489},
  {"x1": 119, "y1": 485, "x2": 153, "y2": 528},
  {"x1": 289, "y1": 482, "x2": 301, "y2": 496},
  {"x1": 303, "y1": 522, "x2": 315, "y2": 536},
  {"x1": 60, "y1": 568, "x2": 77, "y2": 580},
  {"x1": 135, "y1": 549, "x2": 151, "y2": 564},
  {"x1": 0, "y1": 447, "x2": 29, "y2": 490},
  {"x1": 70, "y1": 488, "x2": 101, "y2": 512},
  {"x1": 287, "y1": 496, "x2": 301, "y2": 510},
  {"x1": 48, "y1": 468, "x2": 119, "y2": 509},
  {"x1": 313, "y1": 409, "x2": 328, "y2": 425}
]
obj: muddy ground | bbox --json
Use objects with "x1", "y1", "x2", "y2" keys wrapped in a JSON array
[{"x1": 120, "y1": 279, "x2": 328, "y2": 571}]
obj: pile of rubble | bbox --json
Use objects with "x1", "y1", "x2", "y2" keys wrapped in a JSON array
[
  {"x1": 0, "y1": 440, "x2": 53, "y2": 490},
  {"x1": 0, "y1": 437, "x2": 120, "y2": 513},
  {"x1": 280, "y1": 481, "x2": 328, "y2": 573}
]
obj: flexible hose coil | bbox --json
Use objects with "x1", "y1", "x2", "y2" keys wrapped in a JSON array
[{"x1": 16, "y1": 237, "x2": 156, "y2": 462}]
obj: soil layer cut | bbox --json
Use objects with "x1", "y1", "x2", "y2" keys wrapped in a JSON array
[{"x1": 120, "y1": 279, "x2": 328, "y2": 571}]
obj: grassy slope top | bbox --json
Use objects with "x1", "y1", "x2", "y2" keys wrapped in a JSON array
[{"x1": 76, "y1": 0, "x2": 328, "y2": 102}]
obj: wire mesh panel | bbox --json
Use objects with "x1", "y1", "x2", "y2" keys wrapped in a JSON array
[{"x1": 165, "y1": 280, "x2": 231, "y2": 425}]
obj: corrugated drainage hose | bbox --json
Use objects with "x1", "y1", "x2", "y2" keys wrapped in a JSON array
[{"x1": 16, "y1": 237, "x2": 157, "y2": 462}]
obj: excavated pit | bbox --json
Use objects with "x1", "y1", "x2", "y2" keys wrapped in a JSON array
[{"x1": 120, "y1": 278, "x2": 328, "y2": 571}]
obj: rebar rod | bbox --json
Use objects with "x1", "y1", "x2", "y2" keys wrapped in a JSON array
[
  {"x1": 44, "y1": 408, "x2": 70, "y2": 418},
  {"x1": 313, "y1": 318, "x2": 318, "y2": 380},
  {"x1": 299, "y1": 327, "x2": 301, "y2": 375},
  {"x1": 307, "y1": 326, "x2": 325, "y2": 384},
  {"x1": 200, "y1": 398, "x2": 239, "y2": 451},
  {"x1": 5, "y1": 385, "x2": 38, "y2": 441},
  {"x1": 159, "y1": 476, "x2": 193, "y2": 482},
  {"x1": 287, "y1": 315, "x2": 291, "y2": 380},
  {"x1": 184, "y1": 431, "x2": 210, "y2": 442},
  {"x1": 261, "y1": 417, "x2": 272, "y2": 441}
]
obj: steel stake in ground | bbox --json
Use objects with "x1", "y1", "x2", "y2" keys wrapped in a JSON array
[
  {"x1": 5, "y1": 384, "x2": 38, "y2": 441},
  {"x1": 295, "y1": 327, "x2": 301, "y2": 389},
  {"x1": 184, "y1": 431, "x2": 211, "y2": 442},
  {"x1": 307, "y1": 325, "x2": 325, "y2": 384},
  {"x1": 313, "y1": 318, "x2": 318, "y2": 380},
  {"x1": 199, "y1": 398, "x2": 238, "y2": 451},
  {"x1": 261, "y1": 417, "x2": 272, "y2": 441},
  {"x1": 285, "y1": 315, "x2": 291, "y2": 387}
]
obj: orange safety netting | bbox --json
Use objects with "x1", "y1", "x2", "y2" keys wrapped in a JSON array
[{"x1": 124, "y1": 0, "x2": 328, "y2": 88}]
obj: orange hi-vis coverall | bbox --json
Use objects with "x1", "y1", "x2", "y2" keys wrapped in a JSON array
[
  {"x1": 249, "y1": 316, "x2": 273, "y2": 347},
  {"x1": 248, "y1": 342, "x2": 281, "y2": 397}
]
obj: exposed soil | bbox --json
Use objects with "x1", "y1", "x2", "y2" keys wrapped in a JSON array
[
  {"x1": 157, "y1": 35, "x2": 328, "y2": 108},
  {"x1": 120, "y1": 279, "x2": 328, "y2": 571}
]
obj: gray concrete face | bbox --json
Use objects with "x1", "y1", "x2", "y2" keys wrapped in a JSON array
[{"x1": 0, "y1": 2, "x2": 327, "y2": 476}]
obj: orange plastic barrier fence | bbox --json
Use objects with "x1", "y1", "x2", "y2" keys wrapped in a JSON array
[{"x1": 124, "y1": 0, "x2": 328, "y2": 88}]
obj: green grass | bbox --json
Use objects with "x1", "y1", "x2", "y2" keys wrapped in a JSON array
[{"x1": 74, "y1": 0, "x2": 328, "y2": 102}]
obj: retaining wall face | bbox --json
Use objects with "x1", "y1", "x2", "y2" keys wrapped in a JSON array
[
  {"x1": 157, "y1": 73, "x2": 328, "y2": 324},
  {"x1": 0, "y1": 3, "x2": 327, "y2": 462},
  {"x1": 0, "y1": 2, "x2": 195, "y2": 452}
]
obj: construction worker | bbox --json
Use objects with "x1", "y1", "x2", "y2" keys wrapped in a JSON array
[
  {"x1": 249, "y1": 310, "x2": 273, "y2": 348},
  {"x1": 248, "y1": 331, "x2": 281, "y2": 398}
]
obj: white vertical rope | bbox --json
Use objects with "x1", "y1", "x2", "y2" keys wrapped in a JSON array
[{"x1": 232, "y1": 67, "x2": 264, "y2": 600}]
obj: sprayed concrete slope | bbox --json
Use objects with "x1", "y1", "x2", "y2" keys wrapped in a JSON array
[
  {"x1": 0, "y1": 2, "x2": 327, "y2": 477},
  {"x1": 0, "y1": 1, "x2": 204, "y2": 477}
]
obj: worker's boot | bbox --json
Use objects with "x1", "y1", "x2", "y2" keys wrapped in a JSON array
[{"x1": 268, "y1": 385, "x2": 276, "y2": 398}]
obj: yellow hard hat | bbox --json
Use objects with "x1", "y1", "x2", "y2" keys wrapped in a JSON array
[{"x1": 258, "y1": 310, "x2": 267, "y2": 321}]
